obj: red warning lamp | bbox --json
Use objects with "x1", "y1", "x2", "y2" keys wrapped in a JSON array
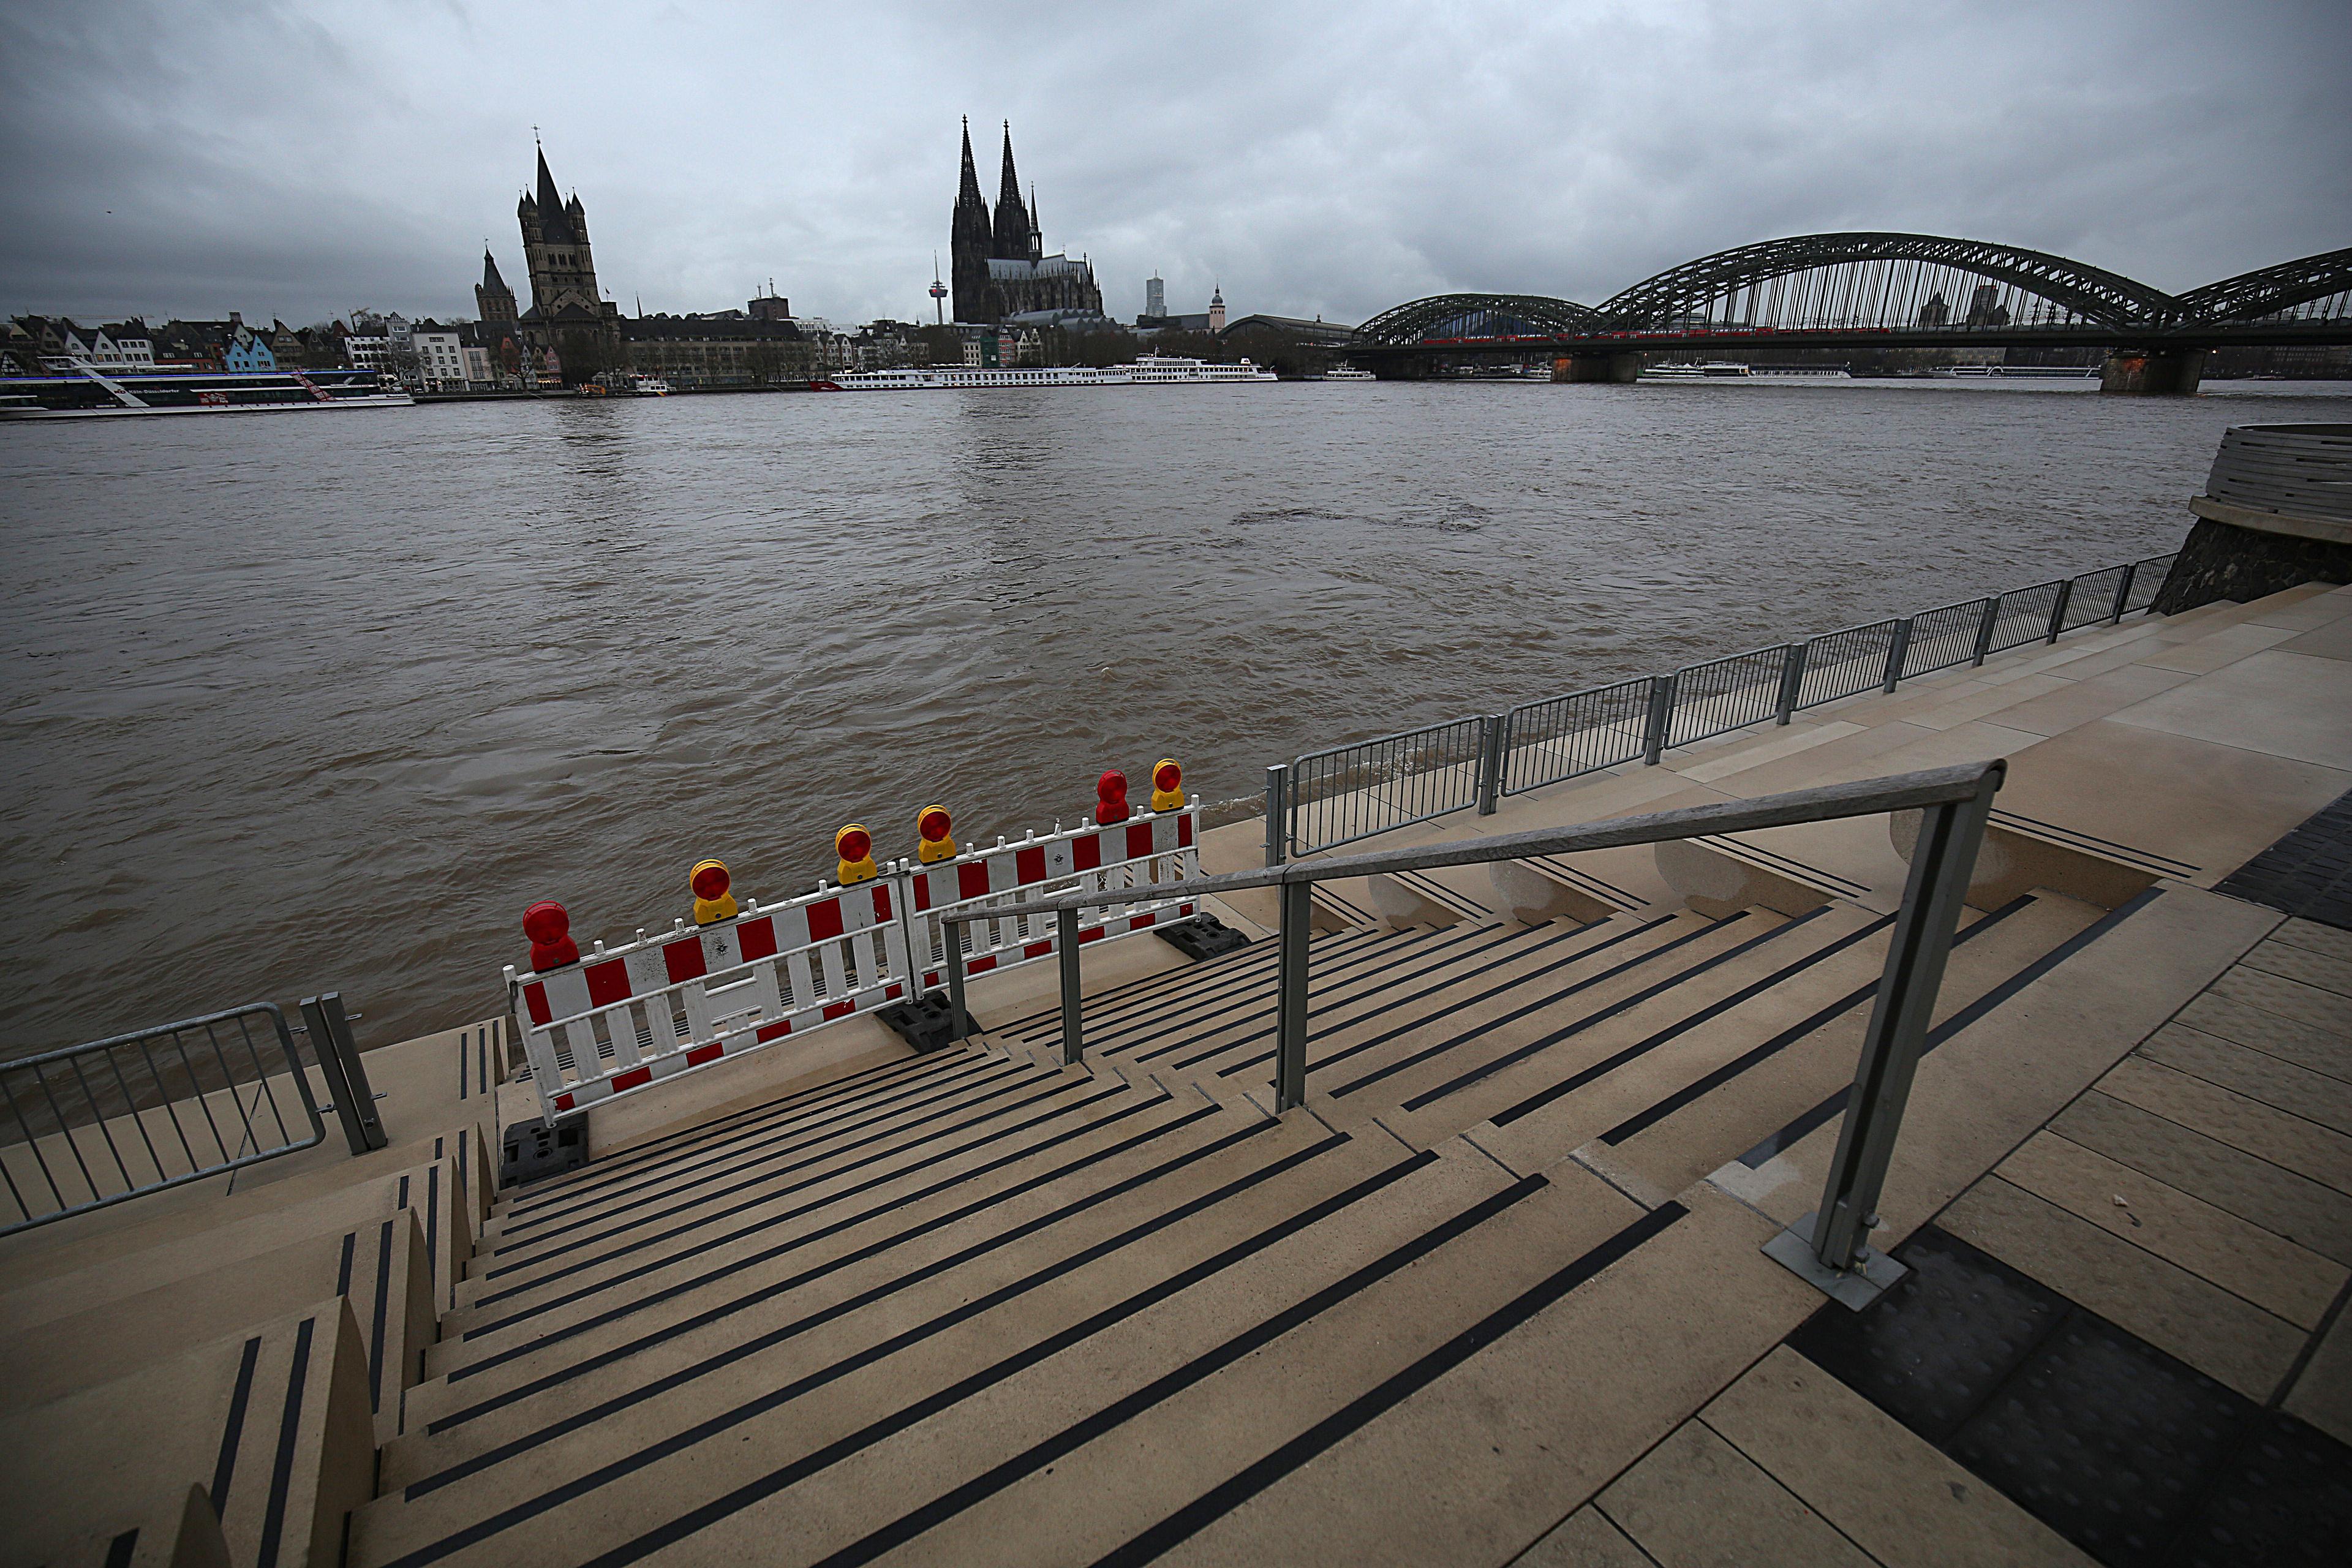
[
  {"x1": 1096, "y1": 769, "x2": 1131, "y2": 824},
  {"x1": 522, "y1": 900, "x2": 579, "y2": 971},
  {"x1": 1151, "y1": 758, "x2": 1184, "y2": 813},
  {"x1": 916, "y1": 804, "x2": 958, "y2": 864},
  {"x1": 690, "y1": 858, "x2": 738, "y2": 925},
  {"x1": 836, "y1": 823, "x2": 879, "y2": 884}
]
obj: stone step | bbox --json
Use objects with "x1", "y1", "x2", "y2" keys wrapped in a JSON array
[
  {"x1": 1198, "y1": 911, "x2": 1697, "y2": 1098},
  {"x1": 484, "y1": 1046, "x2": 993, "y2": 1232},
  {"x1": 1588, "y1": 890, "x2": 2103, "y2": 1199},
  {"x1": 1313, "y1": 908, "x2": 1822, "y2": 1126},
  {"x1": 469, "y1": 1052, "x2": 1051, "y2": 1271},
  {"x1": 1008, "y1": 924, "x2": 1472, "y2": 1068},
  {"x1": 347, "y1": 1117, "x2": 1421, "y2": 1563},
  {"x1": 0, "y1": 1153, "x2": 473, "y2": 1336},
  {"x1": 537, "y1": 1139, "x2": 1621, "y2": 1568},
  {"x1": 442, "y1": 1061, "x2": 1139, "y2": 1331},
  {"x1": 0, "y1": 1125, "x2": 488, "y2": 1293},
  {"x1": 397, "y1": 1081, "x2": 1270, "y2": 1438},
  {"x1": 1116, "y1": 916, "x2": 1630, "y2": 1088},
  {"x1": 0, "y1": 1297, "x2": 377, "y2": 1568},
  {"x1": 0, "y1": 1205, "x2": 435, "y2": 1447},
  {"x1": 380, "y1": 1091, "x2": 1287, "y2": 1488}
]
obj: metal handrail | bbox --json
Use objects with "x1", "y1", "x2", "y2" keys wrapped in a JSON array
[
  {"x1": 1, "y1": 1001, "x2": 337, "y2": 1237},
  {"x1": 941, "y1": 758, "x2": 2005, "y2": 1294},
  {"x1": 1280, "y1": 549, "x2": 2177, "y2": 856}
]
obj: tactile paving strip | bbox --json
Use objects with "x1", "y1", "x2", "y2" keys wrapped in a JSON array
[
  {"x1": 1789, "y1": 1224, "x2": 2352, "y2": 1567},
  {"x1": 2215, "y1": 785, "x2": 2352, "y2": 933}
]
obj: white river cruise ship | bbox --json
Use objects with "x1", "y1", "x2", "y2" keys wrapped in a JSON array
[{"x1": 832, "y1": 352, "x2": 1278, "y2": 391}]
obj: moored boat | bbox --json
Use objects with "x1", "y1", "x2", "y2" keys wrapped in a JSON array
[{"x1": 0, "y1": 361, "x2": 412, "y2": 418}]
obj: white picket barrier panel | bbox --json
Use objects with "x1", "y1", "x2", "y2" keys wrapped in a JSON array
[
  {"x1": 507, "y1": 874, "x2": 912, "y2": 1123},
  {"x1": 900, "y1": 800, "x2": 1205, "y2": 990}
]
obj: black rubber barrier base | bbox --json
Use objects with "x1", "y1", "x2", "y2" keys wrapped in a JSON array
[
  {"x1": 1790, "y1": 1225, "x2": 2352, "y2": 1566},
  {"x1": 1156, "y1": 913, "x2": 1251, "y2": 963},
  {"x1": 502, "y1": 1120, "x2": 590, "y2": 1188},
  {"x1": 877, "y1": 990, "x2": 982, "y2": 1054}
]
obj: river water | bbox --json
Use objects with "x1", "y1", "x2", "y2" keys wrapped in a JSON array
[{"x1": 4, "y1": 377, "x2": 2346, "y2": 1055}]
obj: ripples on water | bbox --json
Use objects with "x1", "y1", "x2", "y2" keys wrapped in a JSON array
[{"x1": 3, "y1": 379, "x2": 2345, "y2": 1053}]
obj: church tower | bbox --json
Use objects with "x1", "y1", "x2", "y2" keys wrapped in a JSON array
[
  {"x1": 517, "y1": 145, "x2": 605, "y2": 322},
  {"x1": 949, "y1": 118, "x2": 993, "y2": 326},
  {"x1": 475, "y1": 248, "x2": 517, "y2": 323},
  {"x1": 992, "y1": 123, "x2": 1032, "y2": 263}
]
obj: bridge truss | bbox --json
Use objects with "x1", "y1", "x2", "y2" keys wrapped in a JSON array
[{"x1": 1349, "y1": 235, "x2": 2352, "y2": 360}]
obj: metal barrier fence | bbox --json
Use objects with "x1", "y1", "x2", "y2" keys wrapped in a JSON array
[
  {"x1": 1284, "y1": 715, "x2": 1489, "y2": 856},
  {"x1": 1, "y1": 1002, "x2": 329, "y2": 1237},
  {"x1": 1499, "y1": 676, "x2": 1653, "y2": 795},
  {"x1": 1279, "y1": 549, "x2": 2180, "y2": 857},
  {"x1": 1666, "y1": 647, "x2": 1789, "y2": 749}
]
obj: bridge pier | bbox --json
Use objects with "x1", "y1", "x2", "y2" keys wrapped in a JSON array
[
  {"x1": 1370, "y1": 355, "x2": 1431, "y2": 381},
  {"x1": 1553, "y1": 352, "x2": 1640, "y2": 384},
  {"x1": 2100, "y1": 348, "x2": 2206, "y2": 396}
]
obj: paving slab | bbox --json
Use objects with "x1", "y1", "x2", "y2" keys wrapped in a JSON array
[
  {"x1": 2278, "y1": 916, "x2": 2352, "y2": 961},
  {"x1": 1939, "y1": 1177, "x2": 2304, "y2": 1401},
  {"x1": 2176, "y1": 990, "x2": 2348, "y2": 1080},
  {"x1": 1700, "y1": 1344, "x2": 2096, "y2": 1568},
  {"x1": 2282, "y1": 1297, "x2": 2352, "y2": 1447},
  {"x1": 2244, "y1": 935, "x2": 2352, "y2": 996},
  {"x1": 2137, "y1": 1022, "x2": 2352, "y2": 1133},
  {"x1": 2131, "y1": 619, "x2": 2302, "y2": 674},
  {"x1": 1994, "y1": 1129, "x2": 2345, "y2": 1329},
  {"x1": 2095, "y1": 1055, "x2": 2352, "y2": 1193},
  {"x1": 1513, "y1": 1506, "x2": 1654, "y2": 1568},
  {"x1": 1988, "y1": 662, "x2": 2198, "y2": 739},
  {"x1": 1994, "y1": 719, "x2": 2349, "y2": 888},
  {"x1": 2051, "y1": 1090, "x2": 2352, "y2": 1265},
  {"x1": 1600, "y1": 1419, "x2": 1874, "y2": 1568},
  {"x1": 2110, "y1": 649, "x2": 2352, "y2": 771}
]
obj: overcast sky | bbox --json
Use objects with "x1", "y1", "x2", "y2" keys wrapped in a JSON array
[{"x1": 3, "y1": 0, "x2": 2346, "y2": 330}]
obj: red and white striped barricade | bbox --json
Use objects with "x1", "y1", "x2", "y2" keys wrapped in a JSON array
[
  {"x1": 900, "y1": 800, "x2": 1203, "y2": 990},
  {"x1": 506, "y1": 875, "x2": 911, "y2": 1125}
]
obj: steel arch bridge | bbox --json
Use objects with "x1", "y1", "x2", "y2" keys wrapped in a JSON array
[{"x1": 1348, "y1": 233, "x2": 2352, "y2": 373}]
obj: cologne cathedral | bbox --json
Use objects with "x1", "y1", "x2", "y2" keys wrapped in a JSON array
[{"x1": 950, "y1": 120, "x2": 1104, "y2": 325}]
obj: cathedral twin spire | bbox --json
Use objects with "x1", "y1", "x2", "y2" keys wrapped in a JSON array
[{"x1": 950, "y1": 116, "x2": 1091, "y2": 323}]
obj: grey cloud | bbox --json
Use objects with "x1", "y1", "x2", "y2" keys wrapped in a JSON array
[{"x1": 2, "y1": 0, "x2": 2345, "y2": 328}]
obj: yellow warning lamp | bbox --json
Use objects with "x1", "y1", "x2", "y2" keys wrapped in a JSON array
[
  {"x1": 1150, "y1": 758, "x2": 1185, "y2": 813},
  {"x1": 916, "y1": 804, "x2": 959, "y2": 864},
  {"x1": 690, "y1": 859, "x2": 738, "y2": 925},
  {"x1": 835, "y1": 824, "x2": 878, "y2": 885}
]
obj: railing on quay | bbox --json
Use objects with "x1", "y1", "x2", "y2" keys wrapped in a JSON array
[
  {"x1": 0, "y1": 994, "x2": 386, "y2": 1238},
  {"x1": 1271, "y1": 549, "x2": 2177, "y2": 858},
  {"x1": 945, "y1": 760, "x2": 2006, "y2": 1295}
]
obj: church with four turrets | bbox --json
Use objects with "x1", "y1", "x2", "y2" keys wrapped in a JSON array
[{"x1": 950, "y1": 120, "x2": 1102, "y2": 326}]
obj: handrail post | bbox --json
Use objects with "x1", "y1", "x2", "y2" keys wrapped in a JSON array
[
  {"x1": 1642, "y1": 673, "x2": 1676, "y2": 765},
  {"x1": 1774, "y1": 643, "x2": 1806, "y2": 726},
  {"x1": 1274, "y1": 878, "x2": 1312, "y2": 1109},
  {"x1": 1882, "y1": 618, "x2": 1912, "y2": 693},
  {"x1": 301, "y1": 995, "x2": 371, "y2": 1156},
  {"x1": 301, "y1": 992, "x2": 385, "y2": 1154},
  {"x1": 1263, "y1": 764, "x2": 1289, "y2": 867},
  {"x1": 2109, "y1": 562, "x2": 2136, "y2": 624},
  {"x1": 2045, "y1": 579, "x2": 2073, "y2": 643},
  {"x1": 1476, "y1": 714, "x2": 1506, "y2": 815},
  {"x1": 1057, "y1": 907, "x2": 1084, "y2": 1065},
  {"x1": 1785, "y1": 763, "x2": 2001, "y2": 1300},
  {"x1": 944, "y1": 917, "x2": 971, "y2": 1044},
  {"x1": 1969, "y1": 595, "x2": 2000, "y2": 666}
]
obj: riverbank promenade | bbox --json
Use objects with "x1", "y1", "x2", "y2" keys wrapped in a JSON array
[{"x1": 4, "y1": 578, "x2": 2349, "y2": 1566}]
